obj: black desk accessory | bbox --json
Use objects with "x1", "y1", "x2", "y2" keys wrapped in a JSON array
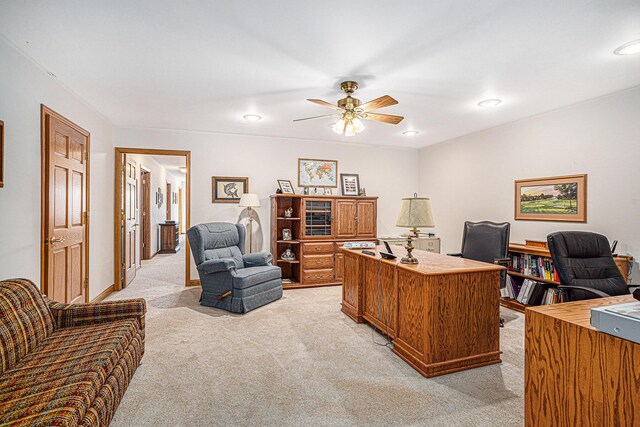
[
  {"x1": 380, "y1": 252, "x2": 397, "y2": 260},
  {"x1": 634, "y1": 287, "x2": 640, "y2": 302},
  {"x1": 610, "y1": 240, "x2": 618, "y2": 255},
  {"x1": 383, "y1": 241, "x2": 393, "y2": 254},
  {"x1": 362, "y1": 250, "x2": 376, "y2": 256}
]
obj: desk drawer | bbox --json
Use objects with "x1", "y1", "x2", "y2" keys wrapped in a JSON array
[
  {"x1": 303, "y1": 254, "x2": 334, "y2": 269},
  {"x1": 303, "y1": 242, "x2": 334, "y2": 254},
  {"x1": 303, "y1": 269, "x2": 335, "y2": 283}
]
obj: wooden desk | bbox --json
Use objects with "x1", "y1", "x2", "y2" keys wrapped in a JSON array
[
  {"x1": 525, "y1": 295, "x2": 640, "y2": 426},
  {"x1": 341, "y1": 246, "x2": 504, "y2": 378}
]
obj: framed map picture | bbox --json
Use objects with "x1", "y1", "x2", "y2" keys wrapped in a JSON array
[
  {"x1": 515, "y1": 174, "x2": 587, "y2": 222},
  {"x1": 212, "y1": 176, "x2": 248, "y2": 203},
  {"x1": 298, "y1": 158, "x2": 338, "y2": 188}
]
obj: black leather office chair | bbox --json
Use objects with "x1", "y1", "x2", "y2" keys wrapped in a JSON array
[
  {"x1": 547, "y1": 231, "x2": 633, "y2": 301},
  {"x1": 448, "y1": 221, "x2": 511, "y2": 326}
]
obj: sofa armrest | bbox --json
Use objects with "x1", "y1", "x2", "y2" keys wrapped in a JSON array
[
  {"x1": 198, "y1": 258, "x2": 237, "y2": 274},
  {"x1": 47, "y1": 298, "x2": 146, "y2": 330},
  {"x1": 243, "y1": 252, "x2": 273, "y2": 267}
]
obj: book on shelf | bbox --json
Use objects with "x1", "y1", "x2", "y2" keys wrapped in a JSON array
[{"x1": 509, "y1": 253, "x2": 559, "y2": 282}]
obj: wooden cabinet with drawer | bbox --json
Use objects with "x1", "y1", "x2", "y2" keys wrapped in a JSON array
[{"x1": 271, "y1": 194, "x2": 378, "y2": 289}]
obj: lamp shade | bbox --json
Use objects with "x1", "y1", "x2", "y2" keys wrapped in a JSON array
[
  {"x1": 239, "y1": 193, "x2": 260, "y2": 208},
  {"x1": 396, "y1": 195, "x2": 435, "y2": 228}
]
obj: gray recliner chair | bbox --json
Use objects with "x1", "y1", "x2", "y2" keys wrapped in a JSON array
[{"x1": 187, "y1": 222, "x2": 283, "y2": 313}]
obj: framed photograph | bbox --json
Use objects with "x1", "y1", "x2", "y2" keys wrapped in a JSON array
[
  {"x1": 0, "y1": 120, "x2": 4, "y2": 188},
  {"x1": 340, "y1": 173, "x2": 360, "y2": 196},
  {"x1": 212, "y1": 176, "x2": 248, "y2": 203},
  {"x1": 277, "y1": 179, "x2": 295, "y2": 194},
  {"x1": 298, "y1": 158, "x2": 338, "y2": 188},
  {"x1": 282, "y1": 228, "x2": 292, "y2": 241},
  {"x1": 515, "y1": 174, "x2": 587, "y2": 222}
]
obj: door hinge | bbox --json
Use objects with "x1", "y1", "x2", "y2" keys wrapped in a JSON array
[
  {"x1": 82, "y1": 212, "x2": 88, "y2": 225},
  {"x1": 84, "y1": 151, "x2": 88, "y2": 161},
  {"x1": 84, "y1": 278, "x2": 89, "y2": 289}
]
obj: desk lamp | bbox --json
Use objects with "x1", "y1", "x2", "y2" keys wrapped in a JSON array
[
  {"x1": 239, "y1": 193, "x2": 260, "y2": 253},
  {"x1": 395, "y1": 194, "x2": 435, "y2": 264}
]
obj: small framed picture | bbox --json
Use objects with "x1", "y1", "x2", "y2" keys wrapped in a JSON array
[
  {"x1": 212, "y1": 176, "x2": 248, "y2": 203},
  {"x1": 278, "y1": 179, "x2": 295, "y2": 194},
  {"x1": 282, "y1": 228, "x2": 292, "y2": 241},
  {"x1": 340, "y1": 173, "x2": 360, "y2": 196}
]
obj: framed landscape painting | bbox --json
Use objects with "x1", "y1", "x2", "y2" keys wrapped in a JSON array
[
  {"x1": 298, "y1": 158, "x2": 338, "y2": 188},
  {"x1": 515, "y1": 174, "x2": 587, "y2": 222}
]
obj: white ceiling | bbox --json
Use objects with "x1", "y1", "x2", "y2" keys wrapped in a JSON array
[
  {"x1": 1, "y1": 0, "x2": 639, "y2": 148},
  {"x1": 149, "y1": 155, "x2": 186, "y2": 177}
]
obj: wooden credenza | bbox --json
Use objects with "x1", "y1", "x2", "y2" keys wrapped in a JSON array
[
  {"x1": 159, "y1": 222, "x2": 179, "y2": 254},
  {"x1": 270, "y1": 195, "x2": 378, "y2": 289},
  {"x1": 525, "y1": 295, "x2": 640, "y2": 426},
  {"x1": 341, "y1": 245, "x2": 505, "y2": 378}
]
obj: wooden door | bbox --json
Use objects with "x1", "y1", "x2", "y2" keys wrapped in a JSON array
[
  {"x1": 178, "y1": 187, "x2": 183, "y2": 233},
  {"x1": 124, "y1": 156, "x2": 138, "y2": 286},
  {"x1": 42, "y1": 107, "x2": 89, "y2": 304},
  {"x1": 140, "y1": 170, "x2": 151, "y2": 260},
  {"x1": 301, "y1": 198, "x2": 334, "y2": 239},
  {"x1": 356, "y1": 200, "x2": 376, "y2": 238},
  {"x1": 335, "y1": 199, "x2": 357, "y2": 238},
  {"x1": 166, "y1": 182, "x2": 172, "y2": 221}
]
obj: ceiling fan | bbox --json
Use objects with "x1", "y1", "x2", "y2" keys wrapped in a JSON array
[{"x1": 294, "y1": 81, "x2": 404, "y2": 136}]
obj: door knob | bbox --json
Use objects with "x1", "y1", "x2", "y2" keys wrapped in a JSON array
[{"x1": 47, "y1": 237, "x2": 65, "y2": 244}]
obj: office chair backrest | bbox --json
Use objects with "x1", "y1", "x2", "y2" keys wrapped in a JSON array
[
  {"x1": 460, "y1": 221, "x2": 510, "y2": 263},
  {"x1": 547, "y1": 231, "x2": 628, "y2": 300},
  {"x1": 187, "y1": 222, "x2": 246, "y2": 268}
]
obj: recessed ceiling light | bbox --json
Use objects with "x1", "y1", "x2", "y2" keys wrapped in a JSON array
[
  {"x1": 243, "y1": 114, "x2": 262, "y2": 121},
  {"x1": 402, "y1": 130, "x2": 420, "y2": 136},
  {"x1": 477, "y1": 98, "x2": 502, "y2": 108},
  {"x1": 614, "y1": 39, "x2": 640, "y2": 56}
]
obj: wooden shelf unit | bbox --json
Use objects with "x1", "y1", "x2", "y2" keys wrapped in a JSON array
[
  {"x1": 502, "y1": 239, "x2": 633, "y2": 313},
  {"x1": 270, "y1": 194, "x2": 378, "y2": 289}
]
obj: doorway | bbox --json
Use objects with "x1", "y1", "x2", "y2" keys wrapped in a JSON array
[
  {"x1": 166, "y1": 181, "x2": 172, "y2": 221},
  {"x1": 140, "y1": 169, "x2": 152, "y2": 260},
  {"x1": 40, "y1": 105, "x2": 90, "y2": 304},
  {"x1": 114, "y1": 148, "x2": 191, "y2": 290}
]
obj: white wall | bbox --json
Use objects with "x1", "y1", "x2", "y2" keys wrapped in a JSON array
[
  {"x1": 419, "y1": 87, "x2": 640, "y2": 281},
  {"x1": 0, "y1": 37, "x2": 115, "y2": 300},
  {"x1": 115, "y1": 128, "x2": 421, "y2": 279}
]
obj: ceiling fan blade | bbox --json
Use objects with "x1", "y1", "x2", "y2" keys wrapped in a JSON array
[
  {"x1": 293, "y1": 114, "x2": 337, "y2": 122},
  {"x1": 307, "y1": 99, "x2": 343, "y2": 110},
  {"x1": 360, "y1": 95, "x2": 398, "y2": 111},
  {"x1": 361, "y1": 112, "x2": 404, "y2": 125}
]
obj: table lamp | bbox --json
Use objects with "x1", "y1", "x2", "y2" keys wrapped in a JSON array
[
  {"x1": 395, "y1": 194, "x2": 435, "y2": 264},
  {"x1": 239, "y1": 193, "x2": 260, "y2": 253}
]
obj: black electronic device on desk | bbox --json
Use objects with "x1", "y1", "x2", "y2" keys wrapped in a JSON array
[
  {"x1": 380, "y1": 241, "x2": 397, "y2": 260},
  {"x1": 634, "y1": 287, "x2": 640, "y2": 302}
]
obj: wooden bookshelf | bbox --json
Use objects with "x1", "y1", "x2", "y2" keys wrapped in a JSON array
[{"x1": 502, "y1": 239, "x2": 633, "y2": 313}]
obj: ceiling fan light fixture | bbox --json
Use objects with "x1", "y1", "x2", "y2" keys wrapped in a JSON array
[
  {"x1": 243, "y1": 114, "x2": 262, "y2": 121},
  {"x1": 477, "y1": 98, "x2": 502, "y2": 108},
  {"x1": 332, "y1": 118, "x2": 346, "y2": 134},
  {"x1": 614, "y1": 39, "x2": 640, "y2": 55}
]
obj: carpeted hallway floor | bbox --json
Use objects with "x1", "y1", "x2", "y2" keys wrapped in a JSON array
[{"x1": 108, "y1": 244, "x2": 525, "y2": 426}]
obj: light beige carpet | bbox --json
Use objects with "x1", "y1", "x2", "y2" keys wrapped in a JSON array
[{"x1": 108, "y1": 246, "x2": 524, "y2": 426}]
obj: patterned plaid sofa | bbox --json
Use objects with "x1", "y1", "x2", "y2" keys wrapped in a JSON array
[{"x1": 0, "y1": 279, "x2": 146, "y2": 426}]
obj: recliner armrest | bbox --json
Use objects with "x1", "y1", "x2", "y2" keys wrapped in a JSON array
[
  {"x1": 198, "y1": 258, "x2": 237, "y2": 274},
  {"x1": 447, "y1": 253, "x2": 463, "y2": 257},
  {"x1": 243, "y1": 252, "x2": 274, "y2": 267}
]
